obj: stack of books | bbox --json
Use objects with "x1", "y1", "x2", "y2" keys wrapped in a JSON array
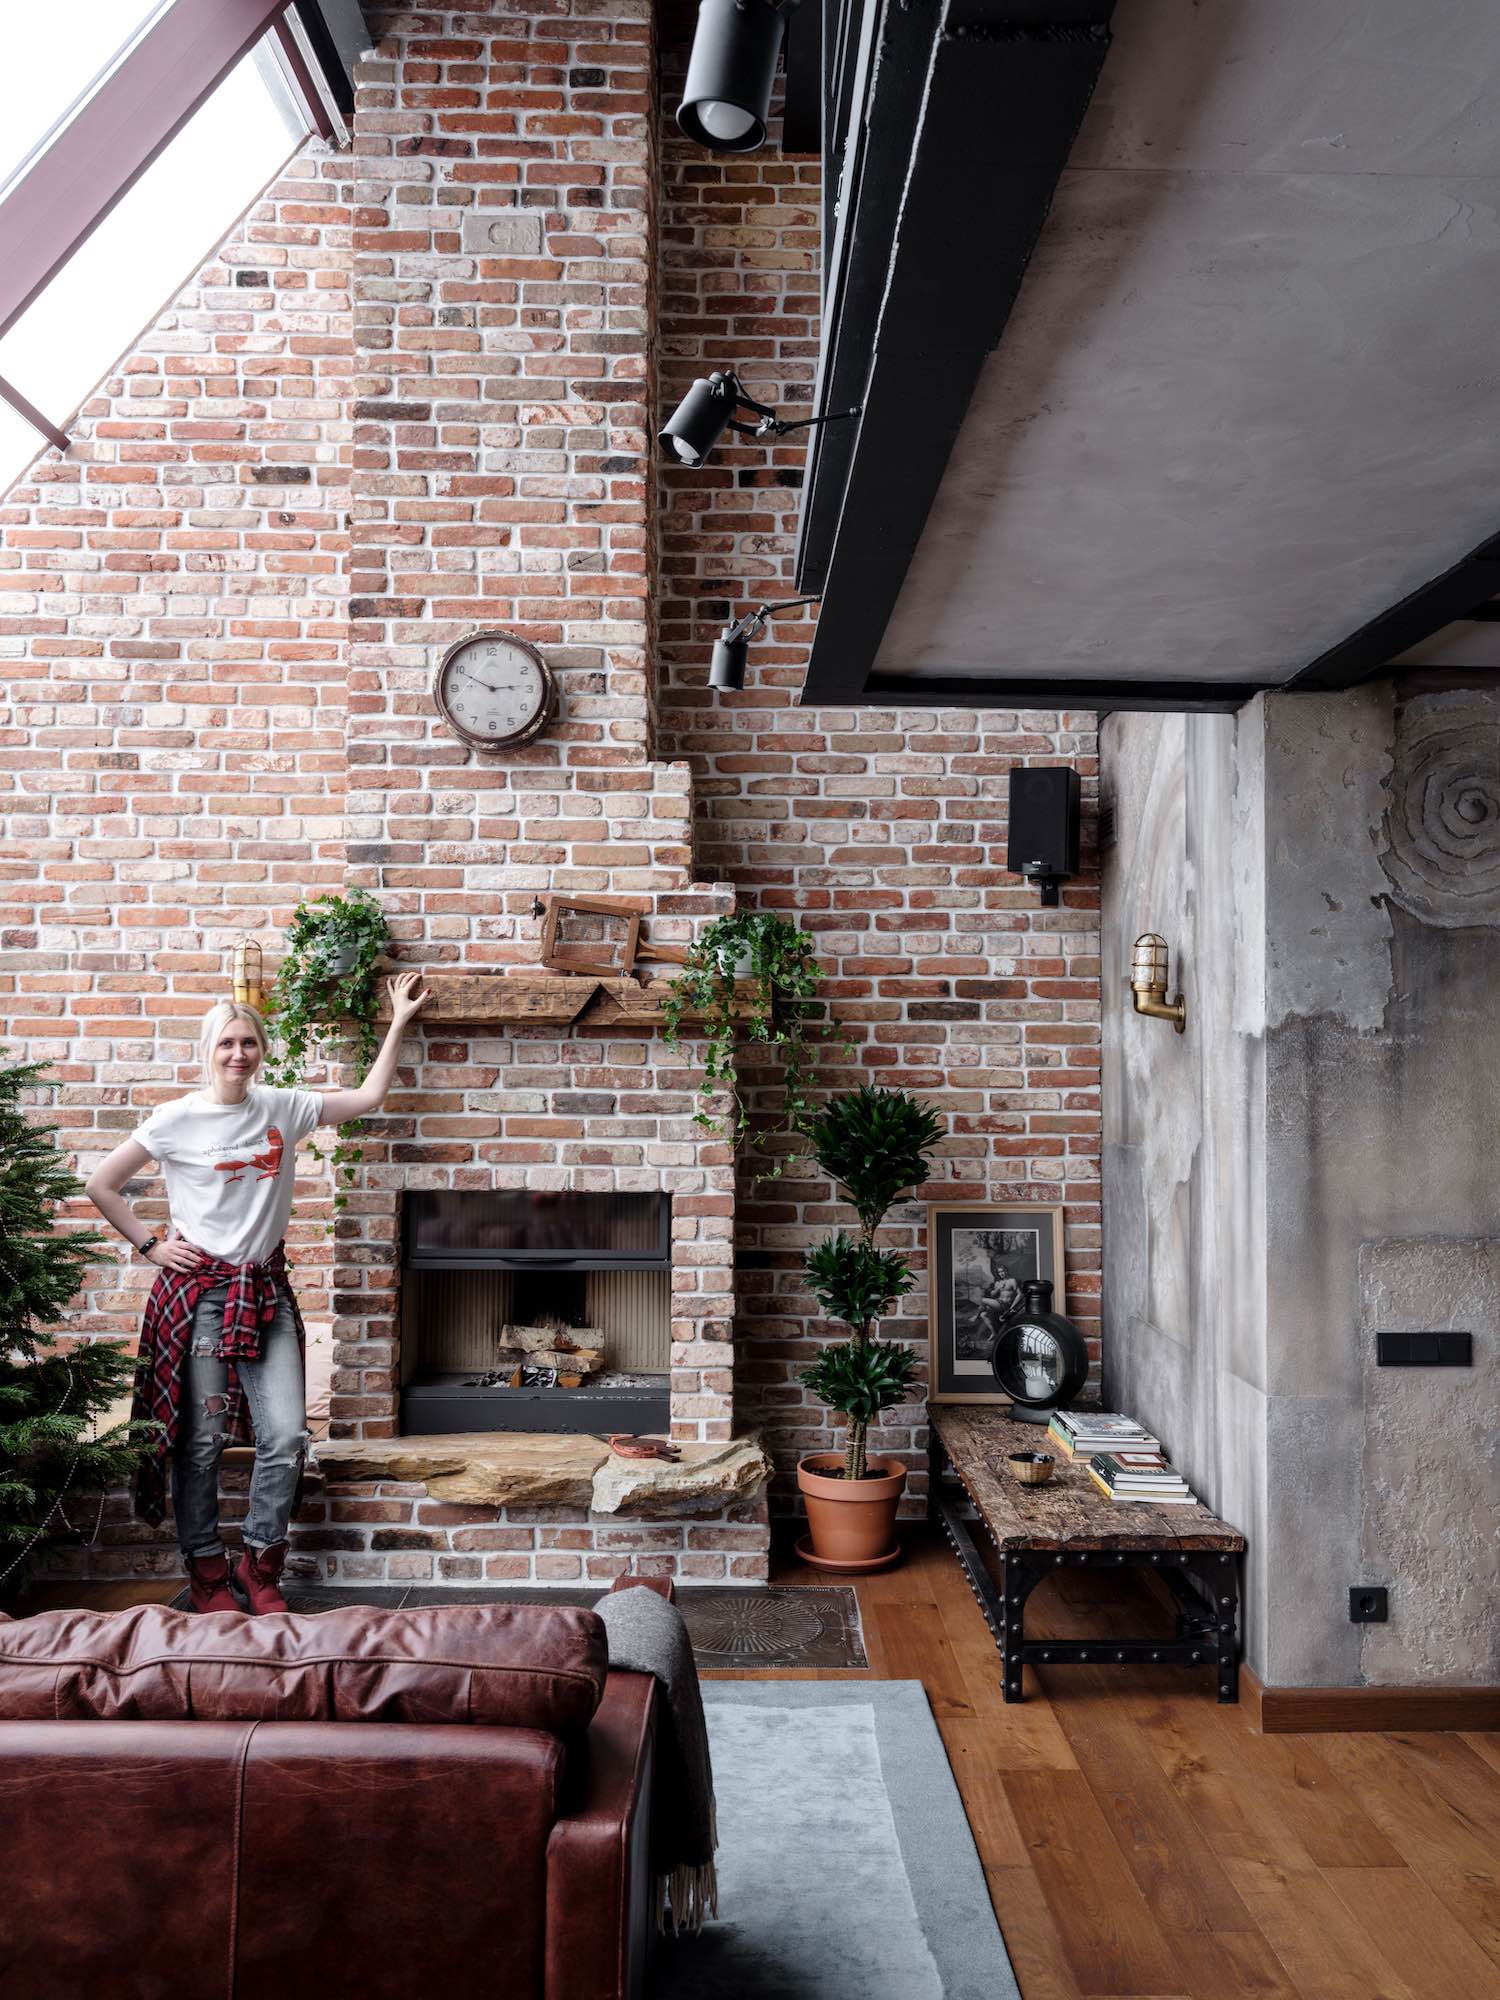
[
  {"x1": 1087, "y1": 1450, "x2": 1198, "y2": 1506},
  {"x1": 1047, "y1": 1409, "x2": 1160, "y2": 1463}
]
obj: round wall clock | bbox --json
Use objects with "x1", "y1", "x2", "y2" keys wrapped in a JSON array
[{"x1": 433, "y1": 630, "x2": 558, "y2": 752}]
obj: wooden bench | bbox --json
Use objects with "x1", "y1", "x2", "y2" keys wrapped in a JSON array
[{"x1": 928, "y1": 1406, "x2": 1247, "y2": 1704}]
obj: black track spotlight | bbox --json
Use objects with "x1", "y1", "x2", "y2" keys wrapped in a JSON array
[
  {"x1": 678, "y1": 0, "x2": 788, "y2": 153},
  {"x1": 708, "y1": 595, "x2": 819, "y2": 691},
  {"x1": 709, "y1": 626, "x2": 751, "y2": 691},
  {"x1": 659, "y1": 368, "x2": 859, "y2": 468},
  {"x1": 661, "y1": 372, "x2": 740, "y2": 467}
]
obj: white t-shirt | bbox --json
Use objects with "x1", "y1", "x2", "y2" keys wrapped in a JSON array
[{"x1": 132, "y1": 1085, "x2": 324, "y2": 1265}]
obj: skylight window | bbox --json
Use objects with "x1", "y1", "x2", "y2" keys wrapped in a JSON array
[
  {"x1": 0, "y1": 1, "x2": 168, "y2": 200},
  {"x1": 0, "y1": 52, "x2": 304, "y2": 463},
  {"x1": 0, "y1": 1, "x2": 329, "y2": 501}
]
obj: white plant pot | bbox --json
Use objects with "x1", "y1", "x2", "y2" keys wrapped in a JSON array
[{"x1": 316, "y1": 940, "x2": 361, "y2": 980}]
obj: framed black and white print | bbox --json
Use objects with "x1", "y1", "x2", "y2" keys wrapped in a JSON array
[{"x1": 926, "y1": 1203, "x2": 1066, "y2": 1404}]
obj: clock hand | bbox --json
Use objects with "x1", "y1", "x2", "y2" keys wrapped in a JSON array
[{"x1": 454, "y1": 667, "x2": 507, "y2": 695}]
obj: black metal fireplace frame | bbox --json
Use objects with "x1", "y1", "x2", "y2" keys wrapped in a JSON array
[
  {"x1": 398, "y1": 1190, "x2": 674, "y2": 1438},
  {"x1": 402, "y1": 1189, "x2": 672, "y2": 1272}
]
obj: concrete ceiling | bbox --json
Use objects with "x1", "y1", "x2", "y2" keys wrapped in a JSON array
[{"x1": 875, "y1": 0, "x2": 1500, "y2": 687}]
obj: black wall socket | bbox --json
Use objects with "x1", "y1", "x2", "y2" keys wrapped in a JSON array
[{"x1": 1349, "y1": 1586, "x2": 1389, "y2": 1623}]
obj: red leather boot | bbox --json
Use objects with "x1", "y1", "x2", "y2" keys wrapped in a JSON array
[
  {"x1": 186, "y1": 1552, "x2": 241, "y2": 1614},
  {"x1": 238, "y1": 1541, "x2": 290, "y2": 1614}
]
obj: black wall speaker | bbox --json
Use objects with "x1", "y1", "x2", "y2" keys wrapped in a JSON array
[{"x1": 1007, "y1": 766, "x2": 1080, "y2": 905}]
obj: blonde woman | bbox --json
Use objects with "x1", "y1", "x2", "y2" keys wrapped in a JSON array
[{"x1": 85, "y1": 974, "x2": 427, "y2": 1613}]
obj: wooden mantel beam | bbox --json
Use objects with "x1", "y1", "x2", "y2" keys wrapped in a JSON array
[{"x1": 368, "y1": 973, "x2": 758, "y2": 1029}]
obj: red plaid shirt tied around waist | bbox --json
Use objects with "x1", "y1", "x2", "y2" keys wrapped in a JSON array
[{"x1": 131, "y1": 1244, "x2": 307, "y2": 1526}]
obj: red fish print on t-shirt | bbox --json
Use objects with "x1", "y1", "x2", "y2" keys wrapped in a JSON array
[{"x1": 213, "y1": 1126, "x2": 284, "y2": 1185}]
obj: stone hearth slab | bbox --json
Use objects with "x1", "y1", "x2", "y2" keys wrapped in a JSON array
[
  {"x1": 314, "y1": 1434, "x2": 606, "y2": 1507},
  {"x1": 313, "y1": 1432, "x2": 772, "y2": 1515},
  {"x1": 591, "y1": 1434, "x2": 772, "y2": 1516}
]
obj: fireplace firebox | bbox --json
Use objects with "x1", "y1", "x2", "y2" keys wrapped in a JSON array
[{"x1": 399, "y1": 1191, "x2": 672, "y2": 1435}]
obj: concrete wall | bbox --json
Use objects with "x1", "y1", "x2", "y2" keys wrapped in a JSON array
[
  {"x1": 1101, "y1": 708, "x2": 1270, "y2": 1667},
  {"x1": 1103, "y1": 684, "x2": 1500, "y2": 1687}
]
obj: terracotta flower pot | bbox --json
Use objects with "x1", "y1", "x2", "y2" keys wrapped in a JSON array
[{"x1": 796, "y1": 1452, "x2": 907, "y2": 1572}]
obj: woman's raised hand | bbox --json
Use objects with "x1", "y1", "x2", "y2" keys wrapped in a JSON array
[{"x1": 387, "y1": 971, "x2": 430, "y2": 1024}]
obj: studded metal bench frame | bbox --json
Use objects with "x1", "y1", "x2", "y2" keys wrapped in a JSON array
[{"x1": 928, "y1": 1409, "x2": 1244, "y2": 1705}]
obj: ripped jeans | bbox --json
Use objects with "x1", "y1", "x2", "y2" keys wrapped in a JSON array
[{"x1": 172, "y1": 1282, "x2": 308, "y2": 1560}]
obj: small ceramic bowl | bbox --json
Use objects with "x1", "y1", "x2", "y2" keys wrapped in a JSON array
[{"x1": 1007, "y1": 1451, "x2": 1055, "y2": 1487}]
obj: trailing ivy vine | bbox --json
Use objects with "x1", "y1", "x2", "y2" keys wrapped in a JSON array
[
  {"x1": 662, "y1": 910, "x2": 839, "y2": 1178},
  {"x1": 262, "y1": 888, "x2": 388, "y2": 1218}
]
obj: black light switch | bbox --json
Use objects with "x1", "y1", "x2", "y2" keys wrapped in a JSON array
[{"x1": 1376, "y1": 1330, "x2": 1472, "y2": 1367}]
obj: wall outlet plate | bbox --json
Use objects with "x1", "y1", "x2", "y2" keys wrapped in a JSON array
[{"x1": 1349, "y1": 1585, "x2": 1389, "y2": 1623}]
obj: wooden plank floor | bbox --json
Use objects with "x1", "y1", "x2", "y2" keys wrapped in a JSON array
[
  {"x1": 22, "y1": 1531, "x2": 1500, "y2": 1999},
  {"x1": 752, "y1": 1529, "x2": 1500, "y2": 2000}
]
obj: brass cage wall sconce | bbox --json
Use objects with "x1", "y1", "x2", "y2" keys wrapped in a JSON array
[
  {"x1": 231, "y1": 935, "x2": 265, "y2": 1012},
  {"x1": 1130, "y1": 933, "x2": 1186, "y2": 1034}
]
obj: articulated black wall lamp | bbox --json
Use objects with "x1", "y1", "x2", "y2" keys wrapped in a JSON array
[
  {"x1": 660, "y1": 370, "x2": 859, "y2": 467},
  {"x1": 678, "y1": 0, "x2": 794, "y2": 153},
  {"x1": 710, "y1": 596, "x2": 819, "y2": 690}
]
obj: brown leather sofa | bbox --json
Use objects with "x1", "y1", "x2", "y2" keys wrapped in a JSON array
[{"x1": 0, "y1": 1574, "x2": 670, "y2": 2000}]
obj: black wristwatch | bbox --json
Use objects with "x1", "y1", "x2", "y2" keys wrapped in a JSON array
[{"x1": 136, "y1": 1235, "x2": 160, "y2": 1261}]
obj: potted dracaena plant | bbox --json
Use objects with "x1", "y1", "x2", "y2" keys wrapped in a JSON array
[
  {"x1": 796, "y1": 1084, "x2": 944, "y2": 1572},
  {"x1": 661, "y1": 910, "x2": 834, "y2": 1177}
]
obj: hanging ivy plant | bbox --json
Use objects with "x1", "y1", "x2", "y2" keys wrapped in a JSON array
[
  {"x1": 262, "y1": 888, "x2": 389, "y2": 1217},
  {"x1": 662, "y1": 911, "x2": 839, "y2": 1177}
]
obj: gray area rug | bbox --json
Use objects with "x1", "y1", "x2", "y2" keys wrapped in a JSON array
[
  {"x1": 656, "y1": 1682, "x2": 1018, "y2": 2000},
  {"x1": 166, "y1": 1581, "x2": 867, "y2": 1670}
]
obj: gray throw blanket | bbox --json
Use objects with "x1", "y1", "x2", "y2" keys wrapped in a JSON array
[{"x1": 596, "y1": 1584, "x2": 718, "y2": 1935}]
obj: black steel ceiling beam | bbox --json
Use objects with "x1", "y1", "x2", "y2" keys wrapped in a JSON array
[
  {"x1": 797, "y1": 0, "x2": 1114, "y2": 707},
  {"x1": 820, "y1": 0, "x2": 870, "y2": 280},
  {"x1": 862, "y1": 676, "x2": 1264, "y2": 713},
  {"x1": 802, "y1": 0, "x2": 944, "y2": 577},
  {"x1": 1284, "y1": 531, "x2": 1500, "y2": 690},
  {"x1": 782, "y1": 0, "x2": 823, "y2": 153}
]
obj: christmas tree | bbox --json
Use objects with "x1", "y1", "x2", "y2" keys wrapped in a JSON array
[{"x1": 0, "y1": 1052, "x2": 155, "y2": 1599}]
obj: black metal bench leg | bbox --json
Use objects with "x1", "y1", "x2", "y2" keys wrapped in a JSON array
[
  {"x1": 1214, "y1": 1554, "x2": 1240, "y2": 1704},
  {"x1": 1000, "y1": 1555, "x2": 1042, "y2": 1704}
]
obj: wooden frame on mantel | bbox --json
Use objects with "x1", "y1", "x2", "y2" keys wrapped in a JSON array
[{"x1": 538, "y1": 895, "x2": 643, "y2": 978}]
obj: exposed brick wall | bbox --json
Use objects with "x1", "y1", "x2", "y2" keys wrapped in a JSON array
[
  {"x1": 5, "y1": 11, "x2": 1101, "y2": 1581},
  {"x1": 655, "y1": 51, "x2": 1102, "y2": 1516},
  {"x1": 0, "y1": 142, "x2": 353, "y2": 1365}
]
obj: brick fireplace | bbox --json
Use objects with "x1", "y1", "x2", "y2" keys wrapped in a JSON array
[
  {"x1": 296, "y1": 0, "x2": 774, "y2": 1583},
  {"x1": 337, "y1": 1133, "x2": 738, "y2": 1454},
  {"x1": 305, "y1": 1089, "x2": 774, "y2": 1583}
]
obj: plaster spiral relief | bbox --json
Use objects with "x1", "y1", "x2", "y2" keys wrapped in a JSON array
[{"x1": 1380, "y1": 693, "x2": 1500, "y2": 927}]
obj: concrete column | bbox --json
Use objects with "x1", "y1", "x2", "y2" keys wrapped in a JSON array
[{"x1": 1102, "y1": 681, "x2": 1500, "y2": 1687}]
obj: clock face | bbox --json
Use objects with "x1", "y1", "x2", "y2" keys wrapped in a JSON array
[{"x1": 434, "y1": 631, "x2": 557, "y2": 751}]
